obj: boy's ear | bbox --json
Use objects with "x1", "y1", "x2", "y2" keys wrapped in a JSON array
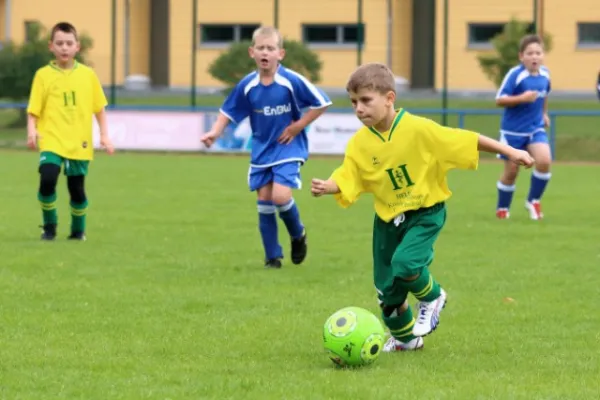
[{"x1": 386, "y1": 90, "x2": 396, "y2": 105}]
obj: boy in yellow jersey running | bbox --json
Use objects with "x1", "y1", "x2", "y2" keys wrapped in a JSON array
[
  {"x1": 311, "y1": 63, "x2": 534, "y2": 352},
  {"x1": 27, "y1": 22, "x2": 114, "y2": 241}
]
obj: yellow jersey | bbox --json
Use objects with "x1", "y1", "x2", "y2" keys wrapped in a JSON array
[
  {"x1": 331, "y1": 109, "x2": 479, "y2": 222},
  {"x1": 27, "y1": 61, "x2": 108, "y2": 160}
]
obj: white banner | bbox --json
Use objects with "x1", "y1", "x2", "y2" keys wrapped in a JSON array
[
  {"x1": 93, "y1": 110, "x2": 205, "y2": 151},
  {"x1": 93, "y1": 110, "x2": 360, "y2": 155},
  {"x1": 306, "y1": 113, "x2": 361, "y2": 154}
]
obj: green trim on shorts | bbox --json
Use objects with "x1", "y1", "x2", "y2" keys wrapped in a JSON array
[{"x1": 39, "y1": 151, "x2": 89, "y2": 176}]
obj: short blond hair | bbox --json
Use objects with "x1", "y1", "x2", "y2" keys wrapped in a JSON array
[
  {"x1": 252, "y1": 26, "x2": 283, "y2": 47},
  {"x1": 346, "y1": 63, "x2": 396, "y2": 95}
]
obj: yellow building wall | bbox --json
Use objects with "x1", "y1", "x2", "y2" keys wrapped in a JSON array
[
  {"x1": 391, "y1": 0, "x2": 412, "y2": 81},
  {"x1": 7, "y1": 0, "x2": 151, "y2": 86},
  {"x1": 542, "y1": 0, "x2": 600, "y2": 91},
  {"x1": 0, "y1": 0, "x2": 5, "y2": 42},
  {"x1": 169, "y1": 0, "x2": 395, "y2": 88},
  {"x1": 128, "y1": 0, "x2": 150, "y2": 76},
  {"x1": 434, "y1": 0, "x2": 600, "y2": 91},
  {"x1": 434, "y1": 0, "x2": 533, "y2": 91}
]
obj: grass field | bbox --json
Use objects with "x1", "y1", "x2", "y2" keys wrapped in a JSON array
[
  {"x1": 1, "y1": 150, "x2": 599, "y2": 399},
  {"x1": 1, "y1": 94, "x2": 600, "y2": 160}
]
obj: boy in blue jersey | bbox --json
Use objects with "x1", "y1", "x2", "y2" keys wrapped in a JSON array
[
  {"x1": 201, "y1": 26, "x2": 331, "y2": 268},
  {"x1": 495, "y1": 34, "x2": 552, "y2": 220}
]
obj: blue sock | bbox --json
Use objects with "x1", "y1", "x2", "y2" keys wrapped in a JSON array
[
  {"x1": 497, "y1": 181, "x2": 516, "y2": 210},
  {"x1": 257, "y1": 200, "x2": 283, "y2": 260},
  {"x1": 277, "y1": 198, "x2": 305, "y2": 239},
  {"x1": 527, "y1": 170, "x2": 551, "y2": 202}
]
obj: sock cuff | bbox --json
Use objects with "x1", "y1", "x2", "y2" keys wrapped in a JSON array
[
  {"x1": 497, "y1": 181, "x2": 516, "y2": 192},
  {"x1": 257, "y1": 200, "x2": 276, "y2": 214},
  {"x1": 276, "y1": 198, "x2": 295, "y2": 212},
  {"x1": 38, "y1": 193, "x2": 57, "y2": 202},
  {"x1": 69, "y1": 200, "x2": 89, "y2": 209},
  {"x1": 533, "y1": 170, "x2": 552, "y2": 180}
]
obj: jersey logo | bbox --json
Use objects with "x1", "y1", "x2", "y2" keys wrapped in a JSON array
[
  {"x1": 263, "y1": 103, "x2": 291, "y2": 116},
  {"x1": 372, "y1": 156, "x2": 380, "y2": 166},
  {"x1": 385, "y1": 164, "x2": 415, "y2": 191}
]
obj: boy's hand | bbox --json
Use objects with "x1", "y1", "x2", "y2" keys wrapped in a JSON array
[
  {"x1": 27, "y1": 129, "x2": 38, "y2": 150},
  {"x1": 311, "y1": 178, "x2": 340, "y2": 197},
  {"x1": 520, "y1": 90, "x2": 538, "y2": 103},
  {"x1": 508, "y1": 149, "x2": 535, "y2": 168},
  {"x1": 543, "y1": 113, "x2": 550, "y2": 127},
  {"x1": 100, "y1": 135, "x2": 115, "y2": 155},
  {"x1": 200, "y1": 131, "x2": 219, "y2": 148},
  {"x1": 278, "y1": 123, "x2": 303, "y2": 145}
]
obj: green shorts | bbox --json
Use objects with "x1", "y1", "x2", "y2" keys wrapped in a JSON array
[
  {"x1": 373, "y1": 202, "x2": 447, "y2": 306},
  {"x1": 39, "y1": 151, "x2": 89, "y2": 176}
]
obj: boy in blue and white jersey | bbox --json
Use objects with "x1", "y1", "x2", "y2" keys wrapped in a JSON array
[
  {"x1": 201, "y1": 26, "x2": 331, "y2": 268},
  {"x1": 495, "y1": 34, "x2": 552, "y2": 221}
]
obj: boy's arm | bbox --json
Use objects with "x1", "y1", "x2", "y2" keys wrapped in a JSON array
[
  {"x1": 477, "y1": 134, "x2": 534, "y2": 166},
  {"x1": 26, "y1": 71, "x2": 44, "y2": 150},
  {"x1": 311, "y1": 139, "x2": 364, "y2": 206},
  {"x1": 202, "y1": 82, "x2": 251, "y2": 147},
  {"x1": 95, "y1": 109, "x2": 114, "y2": 154},
  {"x1": 495, "y1": 69, "x2": 537, "y2": 107},
  {"x1": 26, "y1": 114, "x2": 38, "y2": 150},
  {"x1": 279, "y1": 107, "x2": 327, "y2": 144}
]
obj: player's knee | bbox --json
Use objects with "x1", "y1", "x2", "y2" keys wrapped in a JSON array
[
  {"x1": 535, "y1": 159, "x2": 551, "y2": 173},
  {"x1": 271, "y1": 186, "x2": 293, "y2": 205},
  {"x1": 256, "y1": 183, "x2": 273, "y2": 202},
  {"x1": 67, "y1": 175, "x2": 86, "y2": 204},
  {"x1": 501, "y1": 165, "x2": 519, "y2": 183},
  {"x1": 38, "y1": 164, "x2": 60, "y2": 196}
]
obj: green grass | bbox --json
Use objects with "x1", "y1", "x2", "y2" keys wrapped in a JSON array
[
  {"x1": 2, "y1": 95, "x2": 600, "y2": 160},
  {"x1": 1, "y1": 150, "x2": 599, "y2": 399}
]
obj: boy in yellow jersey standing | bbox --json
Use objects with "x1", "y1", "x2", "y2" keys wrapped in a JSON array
[
  {"x1": 27, "y1": 22, "x2": 114, "y2": 241},
  {"x1": 311, "y1": 63, "x2": 534, "y2": 352}
]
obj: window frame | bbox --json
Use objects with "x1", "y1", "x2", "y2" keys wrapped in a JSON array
[
  {"x1": 198, "y1": 23, "x2": 260, "y2": 48},
  {"x1": 301, "y1": 23, "x2": 365, "y2": 49},
  {"x1": 577, "y1": 22, "x2": 600, "y2": 49}
]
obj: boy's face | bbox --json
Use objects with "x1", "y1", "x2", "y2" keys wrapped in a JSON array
[
  {"x1": 249, "y1": 34, "x2": 284, "y2": 72},
  {"x1": 519, "y1": 42, "x2": 544, "y2": 72},
  {"x1": 49, "y1": 30, "x2": 80, "y2": 64},
  {"x1": 348, "y1": 88, "x2": 395, "y2": 127}
]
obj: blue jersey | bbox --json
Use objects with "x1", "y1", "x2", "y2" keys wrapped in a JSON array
[
  {"x1": 220, "y1": 64, "x2": 331, "y2": 168},
  {"x1": 496, "y1": 64, "x2": 551, "y2": 135}
]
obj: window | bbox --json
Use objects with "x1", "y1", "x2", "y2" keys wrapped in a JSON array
[
  {"x1": 302, "y1": 24, "x2": 364, "y2": 46},
  {"x1": 199, "y1": 24, "x2": 260, "y2": 46},
  {"x1": 24, "y1": 20, "x2": 39, "y2": 43},
  {"x1": 468, "y1": 22, "x2": 534, "y2": 48},
  {"x1": 577, "y1": 23, "x2": 600, "y2": 46}
]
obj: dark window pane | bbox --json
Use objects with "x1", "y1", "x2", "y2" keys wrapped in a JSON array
[
  {"x1": 578, "y1": 22, "x2": 600, "y2": 44},
  {"x1": 304, "y1": 25, "x2": 338, "y2": 43},
  {"x1": 341, "y1": 24, "x2": 364, "y2": 43},
  {"x1": 240, "y1": 24, "x2": 260, "y2": 41},
  {"x1": 201, "y1": 24, "x2": 235, "y2": 43},
  {"x1": 468, "y1": 23, "x2": 504, "y2": 44}
]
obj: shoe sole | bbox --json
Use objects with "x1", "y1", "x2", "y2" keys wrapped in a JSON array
[{"x1": 414, "y1": 296, "x2": 447, "y2": 338}]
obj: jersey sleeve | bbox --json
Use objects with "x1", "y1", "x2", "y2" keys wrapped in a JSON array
[
  {"x1": 289, "y1": 72, "x2": 332, "y2": 110},
  {"x1": 330, "y1": 137, "x2": 364, "y2": 208},
  {"x1": 421, "y1": 117, "x2": 479, "y2": 171},
  {"x1": 91, "y1": 70, "x2": 108, "y2": 113},
  {"x1": 27, "y1": 71, "x2": 45, "y2": 117},
  {"x1": 219, "y1": 81, "x2": 252, "y2": 123},
  {"x1": 496, "y1": 69, "x2": 518, "y2": 98}
]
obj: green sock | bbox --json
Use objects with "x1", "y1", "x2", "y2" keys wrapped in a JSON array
[
  {"x1": 38, "y1": 193, "x2": 57, "y2": 225},
  {"x1": 70, "y1": 200, "x2": 88, "y2": 233},
  {"x1": 403, "y1": 268, "x2": 441, "y2": 302},
  {"x1": 383, "y1": 307, "x2": 418, "y2": 344}
]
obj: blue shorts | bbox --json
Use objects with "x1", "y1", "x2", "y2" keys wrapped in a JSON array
[
  {"x1": 247, "y1": 162, "x2": 302, "y2": 192},
  {"x1": 497, "y1": 130, "x2": 549, "y2": 160}
]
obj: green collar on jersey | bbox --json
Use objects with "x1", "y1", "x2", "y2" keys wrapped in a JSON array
[
  {"x1": 367, "y1": 109, "x2": 406, "y2": 142},
  {"x1": 49, "y1": 60, "x2": 79, "y2": 72}
]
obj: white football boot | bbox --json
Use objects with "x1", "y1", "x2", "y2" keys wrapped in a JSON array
[
  {"x1": 525, "y1": 200, "x2": 544, "y2": 220},
  {"x1": 382, "y1": 336, "x2": 424, "y2": 353},
  {"x1": 413, "y1": 289, "x2": 447, "y2": 337}
]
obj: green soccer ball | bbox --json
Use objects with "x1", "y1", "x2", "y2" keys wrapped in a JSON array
[{"x1": 323, "y1": 306, "x2": 386, "y2": 367}]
